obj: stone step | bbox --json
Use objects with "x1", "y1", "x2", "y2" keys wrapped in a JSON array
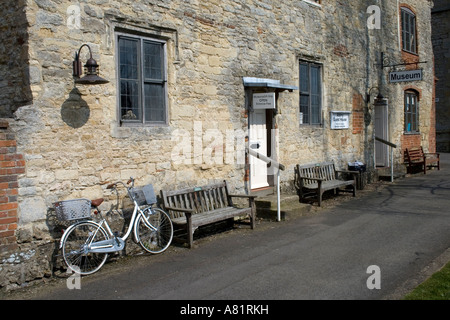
[
  {"x1": 254, "y1": 193, "x2": 312, "y2": 221},
  {"x1": 376, "y1": 167, "x2": 406, "y2": 181}
]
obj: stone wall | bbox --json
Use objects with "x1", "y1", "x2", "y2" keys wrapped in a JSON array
[
  {"x1": 0, "y1": 0, "x2": 436, "y2": 289},
  {"x1": 432, "y1": 0, "x2": 450, "y2": 152},
  {"x1": 0, "y1": 0, "x2": 32, "y2": 118}
]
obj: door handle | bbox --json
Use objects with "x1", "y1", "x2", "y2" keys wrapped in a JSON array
[{"x1": 250, "y1": 142, "x2": 261, "y2": 149}]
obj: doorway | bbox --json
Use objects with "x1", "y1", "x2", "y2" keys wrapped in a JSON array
[
  {"x1": 249, "y1": 109, "x2": 270, "y2": 189},
  {"x1": 374, "y1": 102, "x2": 389, "y2": 167}
]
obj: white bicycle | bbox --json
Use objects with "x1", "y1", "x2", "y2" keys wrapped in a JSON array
[{"x1": 55, "y1": 178, "x2": 173, "y2": 275}]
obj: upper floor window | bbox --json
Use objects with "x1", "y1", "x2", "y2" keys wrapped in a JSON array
[
  {"x1": 404, "y1": 90, "x2": 419, "y2": 133},
  {"x1": 401, "y1": 7, "x2": 417, "y2": 54},
  {"x1": 117, "y1": 33, "x2": 168, "y2": 125},
  {"x1": 299, "y1": 61, "x2": 322, "y2": 125}
]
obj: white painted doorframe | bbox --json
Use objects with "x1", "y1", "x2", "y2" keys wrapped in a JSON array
[{"x1": 249, "y1": 109, "x2": 269, "y2": 189}]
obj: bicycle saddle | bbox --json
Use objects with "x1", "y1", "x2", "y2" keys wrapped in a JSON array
[{"x1": 91, "y1": 198, "x2": 104, "y2": 207}]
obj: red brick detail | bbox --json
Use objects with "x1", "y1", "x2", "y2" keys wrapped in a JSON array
[
  {"x1": 352, "y1": 94, "x2": 364, "y2": 134},
  {"x1": 0, "y1": 120, "x2": 24, "y2": 254},
  {"x1": 401, "y1": 134, "x2": 422, "y2": 163}
]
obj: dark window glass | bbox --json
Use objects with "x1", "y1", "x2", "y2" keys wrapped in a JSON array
[
  {"x1": 404, "y1": 91, "x2": 419, "y2": 133},
  {"x1": 401, "y1": 8, "x2": 417, "y2": 54},
  {"x1": 299, "y1": 61, "x2": 322, "y2": 125},
  {"x1": 118, "y1": 35, "x2": 167, "y2": 124}
]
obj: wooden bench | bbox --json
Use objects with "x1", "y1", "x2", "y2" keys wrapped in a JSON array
[
  {"x1": 405, "y1": 147, "x2": 440, "y2": 174},
  {"x1": 294, "y1": 161, "x2": 357, "y2": 206},
  {"x1": 161, "y1": 181, "x2": 256, "y2": 248}
]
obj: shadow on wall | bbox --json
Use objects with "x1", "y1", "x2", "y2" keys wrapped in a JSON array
[
  {"x1": 60, "y1": 88, "x2": 90, "y2": 128},
  {"x1": 0, "y1": 0, "x2": 33, "y2": 118}
]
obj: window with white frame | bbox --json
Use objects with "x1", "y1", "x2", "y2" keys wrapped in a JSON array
[{"x1": 117, "y1": 33, "x2": 168, "y2": 125}]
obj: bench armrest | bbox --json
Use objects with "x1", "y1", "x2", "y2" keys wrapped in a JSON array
[
  {"x1": 228, "y1": 194, "x2": 257, "y2": 199},
  {"x1": 424, "y1": 153, "x2": 439, "y2": 157},
  {"x1": 336, "y1": 170, "x2": 359, "y2": 175}
]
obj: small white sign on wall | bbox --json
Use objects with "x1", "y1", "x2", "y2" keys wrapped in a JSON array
[
  {"x1": 330, "y1": 111, "x2": 351, "y2": 130},
  {"x1": 253, "y1": 93, "x2": 276, "y2": 110}
]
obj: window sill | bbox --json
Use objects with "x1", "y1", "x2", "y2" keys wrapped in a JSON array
[
  {"x1": 111, "y1": 122, "x2": 171, "y2": 139},
  {"x1": 403, "y1": 132, "x2": 420, "y2": 135},
  {"x1": 120, "y1": 121, "x2": 169, "y2": 128},
  {"x1": 401, "y1": 49, "x2": 419, "y2": 57},
  {"x1": 300, "y1": 124, "x2": 324, "y2": 128}
]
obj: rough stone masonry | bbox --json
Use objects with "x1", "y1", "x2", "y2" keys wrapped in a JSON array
[{"x1": 0, "y1": 0, "x2": 435, "y2": 289}]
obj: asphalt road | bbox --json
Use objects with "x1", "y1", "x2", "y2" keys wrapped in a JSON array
[{"x1": 5, "y1": 154, "x2": 450, "y2": 303}]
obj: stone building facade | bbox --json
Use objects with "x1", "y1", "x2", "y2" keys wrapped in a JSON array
[
  {"x1": 0, "y1": 0, "x2": 435, "y2": 289},
  {"x1": 432, "y1": 0, "x2": 450, "y2": 152}
]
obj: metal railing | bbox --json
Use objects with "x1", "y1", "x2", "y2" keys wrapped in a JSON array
[
  {"x1": 246, "y1": 147, "x2": 285, "y2": 222},
  {"x1": 375, "y1": 136, "x2": 397, "y2": 182}
]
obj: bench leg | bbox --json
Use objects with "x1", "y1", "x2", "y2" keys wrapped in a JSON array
[
  {"x1": 317, "y1": 181, "x2": 323, "y2": 207},
  {"x1": 186, "y1": 214, "x2": 194, "y2": 248},
  {"x1": 187, "y1": 230, "x2": 194, "y2": 249},
  {"x1": 250, "y1": 198, "x2": 256, "y2": 229}
]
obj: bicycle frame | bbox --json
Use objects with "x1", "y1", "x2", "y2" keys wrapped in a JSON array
[{"x1": 59, "y1": 182, "x2": 158, "y2": 254}]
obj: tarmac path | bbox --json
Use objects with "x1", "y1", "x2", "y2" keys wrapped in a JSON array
[{"x1": 4, "y1": 154, "x2": 450, "y2": 302}]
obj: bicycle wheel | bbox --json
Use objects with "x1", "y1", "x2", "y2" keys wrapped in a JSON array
[
  {"x1": 136, "y1": 207, "x2": 173, "y2": 254},
  {"x1": 61, "y1": 221, "x2": 109, "y2": 275}
]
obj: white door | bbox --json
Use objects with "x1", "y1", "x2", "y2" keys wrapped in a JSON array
[
  {"x1": 249, "y1": 109, "x2": 269, "y2": 189},
  {"x1": 375, "y1": 103, "x2": 388, "y2": 167}
]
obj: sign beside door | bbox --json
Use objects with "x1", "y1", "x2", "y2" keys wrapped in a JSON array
[
  {"x1": 253, "y1": 93, "x2": 276, "y2": 110},
  {"x1": 330, "y1": 111, "x2": 351, "y2": 130}
]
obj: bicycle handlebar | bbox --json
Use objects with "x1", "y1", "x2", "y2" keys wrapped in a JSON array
[{"x1": 106, "y1": 177, "x2": 135, "y2": 190}]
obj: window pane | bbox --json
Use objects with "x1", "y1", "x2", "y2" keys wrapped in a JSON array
[
  {"x1": 310, "y1": 66, "x2": 320, "y2": 95},
  {"x1": 144, "y1": 83, "x2": 165, "y2": 122},
  {"x1": 120, "y1": 80, "x2": 140, "y2": 120},
  {"x1": 300, "y1": 95, "x2": 309, "y2": 124},
  {"x1": 143, "y1": 41, "x2": 163, "y2": 81},
  {"x1": 299, "y1": 63, "x2": 309, "y2": 93},
  {"x1": 311, "y1": 94, "x2": 320, "y2": 124},
  {"x1": 119, "y1": 38, "x2": 138, "y2": 80}
]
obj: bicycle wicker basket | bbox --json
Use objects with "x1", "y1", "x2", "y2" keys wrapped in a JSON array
[
  {"x1": 130, "y1": 184, "x2": 157, "y2": 206},
  {"x1": 53, "y1": 198, "x2": 92, "y2": 221}
]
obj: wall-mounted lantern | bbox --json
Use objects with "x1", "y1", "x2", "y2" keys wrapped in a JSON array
[
  {"x1": 374, "y1": 93, "x2": 387, "y2": 105},
  {"x1": 72, "y1": 44, "x2": 109, "y2": 85}
]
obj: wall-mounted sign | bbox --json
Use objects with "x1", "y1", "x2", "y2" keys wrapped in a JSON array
[
  {"x1": 389, "y1": 69, "x2": 423, "y2": 83},
  {"x1": 253, "y1": 93, "x2": 276, "y2": 109},
  {"x1": 330, "y1": 111, "x2": 351, "y2": 130}
]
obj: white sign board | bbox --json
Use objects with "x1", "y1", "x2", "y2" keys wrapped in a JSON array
[
  {"x1": 253, "y1": 93, "x2": 276, "y2": 110},
  {"x1": 330, "y1": 111, "x2": 351, "y2": 130},
  {"x1": 389, "y1": 69, "x2": 423, "y2": 83}
]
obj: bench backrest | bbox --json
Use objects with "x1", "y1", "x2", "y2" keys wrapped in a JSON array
[
  {"x1": 296, "y1": 161, "x2": 337, "y2": 186},
  {"x1": 161, "y1": 181, "x2": 231, "y2": 219},
  {"x1": 406, "y1": 147, "x2": 424, "y2": 162}
]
